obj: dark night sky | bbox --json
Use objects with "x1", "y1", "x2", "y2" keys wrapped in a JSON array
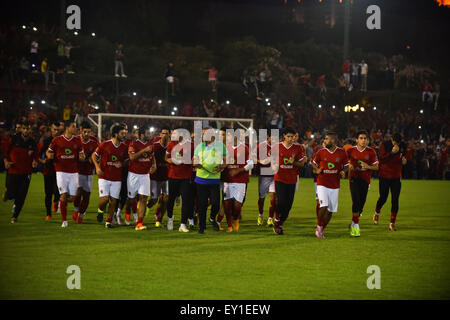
[{"x1": 1, "y1": 0, "x2": 449, "y2": 68}]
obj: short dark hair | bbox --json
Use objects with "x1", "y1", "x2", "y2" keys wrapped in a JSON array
[
  {"x1": 161, "y1": 126, "x2": 171, "y2": 132},
  {"x1": 356, "y1": 130, "x2": 369, "y2": 139},
  {"x1": 283, "y1": 127, "x2": 296, "y2": 136},
  {"x1": 219, "y1": 127, "x2": 228, "y2": 132},
  {"x1": 111, "y1": 123, "x2": 125, "y2": 137},
  {"x1": 64, "y1": 120, "x2": 75, "y2": 129},
  {"x1": 138, "y1": 127, "x2": 146, "y2": 136},
  {"x1": 393, "y1": 133, "x2": 402, "y2": 144},
  {"x1": 51, "y1": 122, "x2": 60, "y2": 127},
  {"x1": 326, "y1": 131, "x2": 338, "y2": 139},
  {"x1": 80, "y1": 121, "x2": 91, "y2": 130}
]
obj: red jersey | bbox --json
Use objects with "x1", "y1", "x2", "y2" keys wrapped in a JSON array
[
  {"x1": 78, "y1": 137, "x2": 99, "y2": 176},
  {"x1": 312, "y1": 147, "x2": 348, "y2": 189},
  {"x1": 347, "y1": 146, "x2": 378, "y2": 185},
  {"x1": 166, "y1": 140, "x2": 194, "y2": 180},
  {"x1": 257, "y1": 141, "x2": 273, "y2": 177},
  {"x1": 378, "y1": 142, "x2": 403, "y2": 179},
  {"x1": 94, "y1": 140, "x2": 129, "y2": 181},
  {"x1": 150, "y1": 139, "x2": 169, "y2": 181},
  {"x1": 223, "y1": 143, "x2": 250, "y2": 183},
  {"x1": 48, "y1": 135, "x2": 83, "y2": 173},
  {"x1": 274, "y1": 142, "x2": 306, "y2": 185},
  {"x1": 311, "y1": 145, "x2": 324, "y2": 183},
  {"x1": 5, "y1": 134, "x2": 37, "y2": 175},
  {"x1": 128, "y1": 139, "x2": 154, "y2": 175}
]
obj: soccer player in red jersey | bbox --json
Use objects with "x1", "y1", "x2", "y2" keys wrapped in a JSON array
[
  {"x1": 72, "y1": 122, "x2": 99, "y2": 224},
  {"x1": 374, "y1": 133, "x2": 407, "y2": 231},
  {"x1": 222, "y1": 128, "x2": 253, "y2": 232},
  {"x1": 311, "y1": 132, "x2": 349, "y2": 238},
  {"x1": 91, "y1": 123, "x2": 128, "y2": 229},
  {"x1": 4, "y1": 122, "x2": 38, "y2": 223},
  {"x1": 46, "y1": 120, "x2": 85, "y2": 228},
  {"x1": 256, "y1": 130, "x2": 276, "y2": 226},
  {"x1": 148, "y1": 127, "x2": 170, "y2": 227},
  {"x1": 347, "y1": 130, "x2": 379, "y2": 237},
  {"x1": 165, "y1": 129, "x2": 195, "y2": 232},
  {"x1": 36, "y1": 122, "x2": 60, "y2": 220},
  {"x1": 115, "y1": 123, "x2": 134, "y2": 225},
  {"x1": 128, "y1": 127, "x2": 156, "y2": 231},
  {"x1": 271, "y1": 127, "x2": 307, "y2": 235}
]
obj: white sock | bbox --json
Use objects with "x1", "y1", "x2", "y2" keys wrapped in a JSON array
[
  {"x1": 259, "y1": 214, "x2": 263, "y2": 218},
  {"x1": 180, "y1": 223, "x2": 186, "y2": 228},
  {"x1": 133, "y1": 213, "x2": 138, "y2": 221},
  {"x1": 74, "y1": 207, "x2": 79, "y2": 212},
  {"x1": 78, "y1": 213, "x2": 84, "y2": 218},
  {"x1": 188, "y1": 219, "x2": 194, "y2": 225},
  {"x1": 168, "y1": 217, "x2": 173, "y2": 222},
  {"x1": 374, "y1": 211, "x2": 380, "y2": 216},
  {"x1": 351, "y1": 221, "x2": 355, "y2": 227},
  {"x1": 354, "y1": 223, "x2": 359, "y2": 228},
  {"x1": 268, "y1": 217, "x2": 273, "y2": 220}
]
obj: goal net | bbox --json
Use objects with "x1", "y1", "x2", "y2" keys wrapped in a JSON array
[{"x1": 85, "y1": 113, "x2": 254, "y2": 143}]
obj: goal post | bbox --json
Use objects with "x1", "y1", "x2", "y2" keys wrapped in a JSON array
[{"x1": 86, "y1": 113, "x2": 254, "y2": 143}]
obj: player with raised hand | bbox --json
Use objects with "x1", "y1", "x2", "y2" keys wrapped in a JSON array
[
  {"x1": 127, "y1": 127, "x2": 156, "y2": 231},
  {"x1": 271, "y1": 127, "x2": 307, "y2": 235},
  {"x1": 72, "y1": 122, "x2": 98, "y2": 224},
  {"x1": 373, "y1": 133, "x2": 407, "y2": 231},
  {"x1": 311, "y1": 132, "x2": 349, "y2": 238},
  {"x1": 46, "y1": 120, "x2": 85, "y2": 228},
  {"x1": 347, "y1": 130, "x2": 378, "y2": 237},
  {"x1": 4, "y1": 122, "x2": 38, "y2": 223},
  {"x1": 256, "y1": 130, "x2": 276, "y2": 226},
  {"x1": 222, "y1": 128, "x2": 253, "y2": 232},
  {"x1": 165, "y1": 129, "x2": 195, "y2": 232},
  {"x1": 91, "y1": 123, "x2": 128, "y2": 229}
]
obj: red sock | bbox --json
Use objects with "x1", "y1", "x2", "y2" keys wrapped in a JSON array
[
  {"x1": 217, "y1": 214, "x2": 224, "y2": 223},
  {"x1": 60, "y1": 200, "x2": 67, "y2": 221},
  {"x1": 106, "y1": 216, "x2": 112, "y2": 223},
  {"x1": 352, "y1": 215, "x2": 359, "y2": 224},
  {"x1": 132, "y1": 202, "x2": 138, "y2": 214},
  {"x1": 138, "y1": 217, "x2": 144, "y2": 224},
  {"x1": 224, "y1": 200, "x2": 233, "y2": 227},
  {"x1": 233, "y1": 202, "x2": 242, "y2": 220},
  {"x1": 79, "y1": 196, "x2": 90, "y2": 214},
  {"x1": 390, "y1": 212, "x2": 397, "y2": 224},
  {"x1": 258, "y1": 198, "x2": 265, "y2": 215},
  {"x1": 275, "y1": 213, "x2": 280, "y2": 221},
  {"x1": 269, "y1": 197, "x2": 275, "y2": 218}
]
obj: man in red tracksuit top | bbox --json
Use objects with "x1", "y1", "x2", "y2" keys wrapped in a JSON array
[{"x1": 374, "y1": 133, "x2": 406, "y2": 231}]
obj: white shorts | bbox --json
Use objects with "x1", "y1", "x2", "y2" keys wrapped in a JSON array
[
  {"x1": 314, "y1": 182, "x2": 318, "y2": 200},
  {"x1": 56, "y1": 172, "x2": 78, "y2": 196},
  {"x1": 78, "y1": 174, "x2": 93, "y2": 193},
  {"x1": 166, "y1": 76, "x2": 174, "y2": 83},
  {"x1": 258, "y1": 176, "x2": 275, "y2": 199},
  {"x1": 150, "y1": 180, "x2": 169, "y2": 199},
  {"x1": 223, "y1": 182, "x2": 247, "y2": 203},
  {"x1": 98, "y1": 179, "x2": 122, "y2": 199},
  {"x1": 317, "y1": 185, "x2": 339, "y2": 213},
  {"x1": 127, "y1": 172, "x2": 150, "y2": 198}
]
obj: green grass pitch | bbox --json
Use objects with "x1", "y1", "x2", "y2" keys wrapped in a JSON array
[{"x1": 0, "y1": 173, "x2": 449, "y2": 300}]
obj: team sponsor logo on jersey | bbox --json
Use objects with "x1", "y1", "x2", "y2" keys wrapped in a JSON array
[
  {"x1": 283, "y1": 157, "x2": 290, "y2": 164},
  {"x1": 176, "y1": 152, "x2": 182, "y2": 158},
  {"x1": 142, "y1": 152, "x2": 148, "y2": 158},
  {"x1": 65, "y1": 148, "x2": 72, "y2": 154},
  {"x1": 327, "y1": 162, "x2": 335, "y2": 169},
  {"x1": 112, "y1": 155, "x2": 118, "y2": 161}
]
